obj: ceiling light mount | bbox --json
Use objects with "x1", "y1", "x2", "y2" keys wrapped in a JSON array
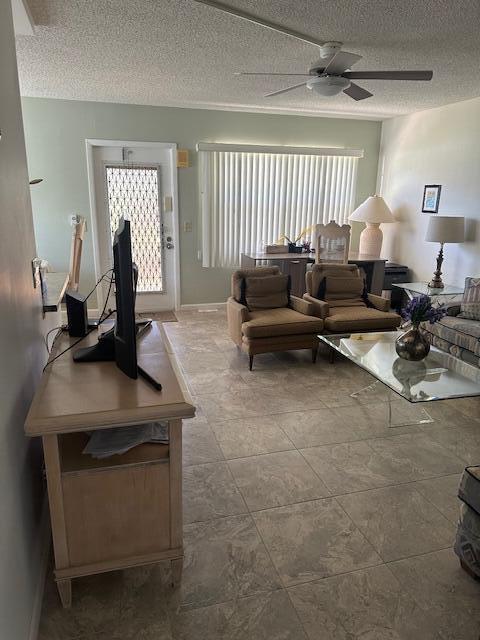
[
  {"x1": 307, "y1": 76, "x2": 351, "y2": 97},
  {"x1": 319, "y1": 41, "x2": 343, "y2": 59}
]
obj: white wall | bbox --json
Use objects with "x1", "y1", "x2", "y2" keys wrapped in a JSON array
[
  {"x1": 0, "y1": 2, "x2": 57, "y2": 638},
  {"x1": 379, "y1": 97, "x2": 480, "y2": 286}
]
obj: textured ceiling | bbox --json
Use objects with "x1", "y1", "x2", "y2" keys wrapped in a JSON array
[{"x1": 15, "y1": 0, "x2": 480, "y2": 119}]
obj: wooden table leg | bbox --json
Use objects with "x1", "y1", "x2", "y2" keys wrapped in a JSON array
[
  {"x1": 43, "y1": 435, "x2": 72, "y2": 607},
  {"x1": 171, "y1": 557, "x2": 183, "y2": 587},
  {"x1": 169, "y1": 419, "x2": 183, "y2": 587},
  {"x1": 56, "y1": 578, "x2": 72, "y2": 608},
  {"x1": 460, "y1": 559, "x2": 480, "y2": 581}
]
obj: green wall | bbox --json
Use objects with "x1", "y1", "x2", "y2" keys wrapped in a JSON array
[{"x1": 22, "y1": 98, "x2": 381, "y2": 305}]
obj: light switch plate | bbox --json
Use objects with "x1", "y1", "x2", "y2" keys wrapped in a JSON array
[{"x1": 31, "y1": 257, "x2": 42, "y2": 288}]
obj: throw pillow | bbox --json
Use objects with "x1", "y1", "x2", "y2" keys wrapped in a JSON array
[
  {"x1": 323, "y1": 275, "x2": 364, "y2": 301},
  {"x1": 243, "y1": 274, "x2": 290, "y2": 310},
  {"x1": 459, "y1": 277, "x2": 480, "y2": 321}
]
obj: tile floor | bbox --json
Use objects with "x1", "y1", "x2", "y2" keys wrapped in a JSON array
[{"x1": 39, "y1": 309, "x2": 480, "y2": 640}]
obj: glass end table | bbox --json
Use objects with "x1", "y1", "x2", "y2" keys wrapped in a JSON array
[{"x1": 393, "y1": 281, "x2": 464, "y2": 303}]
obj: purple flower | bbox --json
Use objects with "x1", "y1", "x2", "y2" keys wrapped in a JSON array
[{"x1": 401, "y1": 295, "x2": 446, "y2": 327}]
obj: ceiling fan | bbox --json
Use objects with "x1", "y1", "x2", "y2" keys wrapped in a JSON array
[{"x1": 190, "y1": 0, "x2": 433, "y2": 101}]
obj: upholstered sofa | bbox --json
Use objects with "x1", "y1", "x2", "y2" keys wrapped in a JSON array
[
  {"x1": 421, "y1": 307, "x2": 480, "y2": 367},
  {"x1": 227, "y1": 266, "x2": 324, "y2": 369},
  {"x1": 420, "y1": 277, "x2": 480, "y2": 367},
  {"x1": 455, "y1": 465, "x2": 480, "y2": 579}
]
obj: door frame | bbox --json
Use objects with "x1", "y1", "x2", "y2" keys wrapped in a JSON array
[{"x1": 85, "y1": 139, "x2": 181, "y2": 310}]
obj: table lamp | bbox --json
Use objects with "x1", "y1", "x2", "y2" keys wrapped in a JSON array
[
  {"x1": 425, "y1": 215, "x2": 464, "y2": 289},
  {"x1": 349, "y1": 195, "x2": 395, "y2": 257}
]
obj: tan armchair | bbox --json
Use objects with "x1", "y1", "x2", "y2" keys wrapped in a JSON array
[
  {"x1": 227, "y1": 266, "x2": 324, "y2": 369},
  {"x1": 304, "y1": 263, "x2": 401, "y2": 333}
]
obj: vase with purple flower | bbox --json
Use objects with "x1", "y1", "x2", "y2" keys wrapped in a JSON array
[{"x1": 396, "y1": 295, "x2": 447, "y2": 361}]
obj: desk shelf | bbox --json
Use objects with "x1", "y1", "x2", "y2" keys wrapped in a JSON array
[
  {"x1": 42, "y1": 272, "x2": 69, "y2": 312},
  {"x1": 59, "y1": 432, "x2": 169, "y2": 474}
]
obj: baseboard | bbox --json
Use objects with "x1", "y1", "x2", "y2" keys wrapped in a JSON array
[
  {"x1": 64, "y1": 303, "x2": 227, "y2": 318},
  {"x1": 28, "y1": 499, "x2": 51, "y2": 640},
  {"x1": 179, "y1": 302, "x2": 226, "y2": 310}
]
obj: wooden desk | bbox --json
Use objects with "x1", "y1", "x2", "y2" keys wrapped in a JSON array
[
  {"x1": 241, "y1": 252, "x2": 387, "y2": 296},
  {"x1": 241, "y1": 252, "x2": 312, "y2": 297},
  {"x1": 348, "y1": 252, "x2": 387, "y2": 296},
  {"x1": 25, "y1": 322, "x2": 195, "y2": 607}
]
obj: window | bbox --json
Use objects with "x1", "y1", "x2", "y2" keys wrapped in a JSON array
[
  {"x1": 105, "y1": 165, "x2": 163, "y2": 292},
  {"x1": 199, "y1": 144, "x2": 360, "y2": 268}
]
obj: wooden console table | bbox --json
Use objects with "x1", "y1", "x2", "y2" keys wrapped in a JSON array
[
  {"x1": 25, "y1": 322, "x2": 195, "y2": 607},
  {"x1": 241, "y1": 251, "x2": 387, "y2": 296}
]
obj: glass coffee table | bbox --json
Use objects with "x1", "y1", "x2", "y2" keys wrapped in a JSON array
[{"x1": 319, "y1": 331, "x2": 480, "y2": 427}]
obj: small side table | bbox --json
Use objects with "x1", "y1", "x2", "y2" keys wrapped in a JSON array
[{"x1": 392, "y1": 281, "x2": 464, "y2": 306}]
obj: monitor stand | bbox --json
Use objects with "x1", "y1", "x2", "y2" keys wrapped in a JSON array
[{"x1": 73, "y1": 320, "x2": 162, "y2": 391}]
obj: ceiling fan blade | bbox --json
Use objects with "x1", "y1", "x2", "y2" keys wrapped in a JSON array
[
  {"x1": 343, "y1": 82, "x2": 373, "y2": 101},
  {"x1": 265, "y1": 81, "x2": 309, "y2": 97},
  {"x1": 190, "y1": 0, "x2": 325, "y2": 47},
  {"x1": 235, "y1": 72, "x2": 312, "y2": 77},
  {"x1": 323, "y1": 51, "x2": 362, "y2": 74},
  {"x1": 344, "y1": 70, "x2": 433, "y2": 81}
]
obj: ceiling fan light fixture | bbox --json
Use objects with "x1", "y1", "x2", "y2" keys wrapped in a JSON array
[{"x1": 307, "y1": 75, "x2": 351, "y2": 97}]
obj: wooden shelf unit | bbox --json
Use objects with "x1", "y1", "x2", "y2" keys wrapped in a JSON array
[{"x1": 25, "y1": 322, "x2": 194, "y2": 607}]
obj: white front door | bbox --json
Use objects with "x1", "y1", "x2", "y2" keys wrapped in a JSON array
[{"x1": 90, "y1": 142, "x2": 178, "y2": 312}]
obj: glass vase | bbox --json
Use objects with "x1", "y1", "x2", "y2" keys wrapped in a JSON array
[{"x1": 395, "y1": 325, "x2": 430, "y2": 361}]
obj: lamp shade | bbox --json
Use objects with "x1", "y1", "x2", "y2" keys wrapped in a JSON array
[
  {"x1": 349, "y1": 195, "x2": 395, "y2": 224},
  {"x1": 425, "y1": 216, "x2": 465, "y2": 243}
]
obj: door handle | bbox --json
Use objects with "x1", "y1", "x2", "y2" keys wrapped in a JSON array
[{"x1": 166, "y1": 242, "x2": 174, "y2": 250}]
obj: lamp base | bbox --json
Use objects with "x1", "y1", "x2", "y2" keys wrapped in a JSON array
[
  {"x1": 358, "y1": 222, "x2": 383, "y2": 257},
  {"x1": 428, "y1": 277, "x2": 444, "y2": 289},
  {"x1": 429, "y1": 243, "x2": 445, "y2": 289}
]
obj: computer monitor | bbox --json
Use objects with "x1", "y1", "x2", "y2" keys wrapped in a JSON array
[{"x1": 73, "y1": 217, "x2": 161, "y2": 390}]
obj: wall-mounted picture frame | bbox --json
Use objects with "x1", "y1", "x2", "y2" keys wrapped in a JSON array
[{"x1": 422, "y1": 184, "x2": 442, "y2": 213}]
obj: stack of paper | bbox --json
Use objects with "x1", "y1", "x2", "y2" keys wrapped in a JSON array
[{"x1": 82, "y1": 422, "x2": 169, "y2": 459}]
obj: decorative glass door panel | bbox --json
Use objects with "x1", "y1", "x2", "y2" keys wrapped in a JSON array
[
  {"x1": 105, "y1": 165, "x2": 163, "y2": 293},
  {"x1": 91, "y1": 143, "x2": 177, "y2": 312}
]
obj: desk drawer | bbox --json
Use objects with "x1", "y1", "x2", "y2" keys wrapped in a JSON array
[{"x1": 62, "y1": 462, "x2": 171, "y2": 566}]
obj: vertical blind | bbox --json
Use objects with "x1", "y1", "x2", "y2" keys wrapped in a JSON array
[{"x1": 199, "y1": 149, "x2": 359, "y2": 268}]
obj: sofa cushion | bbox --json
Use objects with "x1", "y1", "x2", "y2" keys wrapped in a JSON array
[
  {"x1": 242, "y1": 307, "x2": 323, "y2": 338},
  {"x1": 421, "y1": 315, "x2": 480, "y2": 357},
  {"x1": 243, "y1": 274, "x2": 290, "y2": 310},
  {"x1": 459, "y1": 277, "x2": 480, "y2": 321},
  {"x1": 324, "y1": 306, "x2": 401, "y2": 332}
]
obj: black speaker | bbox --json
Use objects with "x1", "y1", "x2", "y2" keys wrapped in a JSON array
[{"x1": 66, "y1": 290, "x2": 89, "y2": 337}]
